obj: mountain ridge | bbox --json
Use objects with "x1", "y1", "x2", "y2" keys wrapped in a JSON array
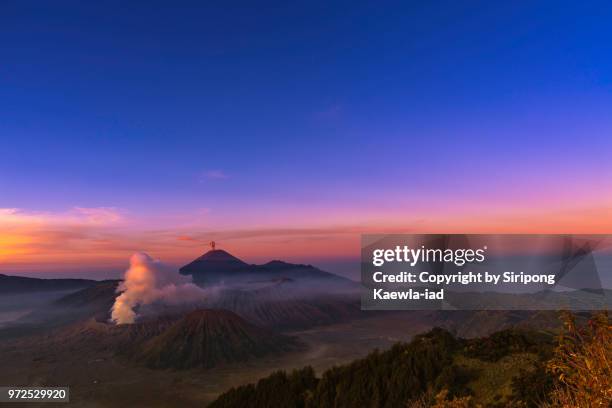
[
  {"x1": 0, "y1": 274, "x2": 97, "y2": 295},
  {"x1": 179, "y1": 249, "x2": 358, "y2": 291}
]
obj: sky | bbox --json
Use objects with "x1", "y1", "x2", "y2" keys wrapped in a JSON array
[{"x1": 1, "y1": 1, "x2": 612, "y2": 279}]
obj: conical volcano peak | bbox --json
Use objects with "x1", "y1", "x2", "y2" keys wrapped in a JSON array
[
  {"x1": 134, "y1": 309, "x2": 297, "y2": 369},
  {"x1": 179, "y1": 248, "x2": 249, "y2": 278},
  {"x1": 196, "y1": 249, "x2": 247, "y2": 264}
]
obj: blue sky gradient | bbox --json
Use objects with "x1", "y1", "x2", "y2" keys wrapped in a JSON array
[{"x1": 1, "y1": 1, "x2": 612, "y2": 277}]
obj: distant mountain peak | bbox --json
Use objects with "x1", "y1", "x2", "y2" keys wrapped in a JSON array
[
  {"x1": 179, "y1": 248, "x2": 358, "y2": 294},
  {"x1": 179, "y1": 249, "x2": 249, "y2": 277},
  {"x1": 195, "y1": 249, "x2": 247, "y2": 264}
]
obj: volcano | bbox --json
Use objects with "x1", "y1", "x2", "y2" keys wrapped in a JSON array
[
  {"x1": 134, "y1": 309, "x2": 298, "y2": 369},
  {"x1": 179, "y1": 248, "x2": 358, "y2": 292},
  {"x1": 177, "y1": 248, "x2": 362, "y2": 328},
  {"x1": 179, "y1": 249, "x2": 249, "y2": 280}
]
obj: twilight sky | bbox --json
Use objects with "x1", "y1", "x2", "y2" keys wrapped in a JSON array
[{"x1": 1, "y1": 1, "x2": 612, "y2": 279}]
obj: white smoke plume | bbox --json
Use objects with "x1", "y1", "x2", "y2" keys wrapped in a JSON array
[{"x1": 111, "y1": 252, "x2": 207, "y2": 324}]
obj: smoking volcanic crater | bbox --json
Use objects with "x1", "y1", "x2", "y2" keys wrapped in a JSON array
[
  {"x1": 2, "y1": 247, "x2": 360, "y2": 372},
  {"x1": 107, "y1": 248, "x2": 362, "y2": 332}
]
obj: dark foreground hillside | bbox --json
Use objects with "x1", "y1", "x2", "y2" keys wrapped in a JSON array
[
  {"x1": 210, "y1": 312, "x2": 612, "y2": 408},
  {"x1": 209, "y1": 327, "x2": 556, "y2": 408}
]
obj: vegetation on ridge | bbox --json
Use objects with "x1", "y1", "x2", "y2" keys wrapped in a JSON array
[{"x1": 209, "y1": 312, "x2": 611, "y2": 407}]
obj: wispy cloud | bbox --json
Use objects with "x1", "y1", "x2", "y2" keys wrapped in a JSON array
[
  {"x1": 72, "y1": 207, "x2": 123, "y2": 224},
  {"x1": 0, "y1": 207, "x2": 123, "y2": 227},
  {"x1": 0, "y1": 207, "x2": 125, "y2": 263},
  {"x1": 200, "y1": 170, "x2": 229, "y2": 181},
  {"x1": 0, "y1": 206, "x2": 372, "y2": 272}
]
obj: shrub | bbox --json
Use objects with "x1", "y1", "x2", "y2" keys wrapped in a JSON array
[{"x1": 546, "y1": 311, "x2": 611, "y2": 407}]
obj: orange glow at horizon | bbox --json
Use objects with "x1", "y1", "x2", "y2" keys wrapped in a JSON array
[
  {"x1": 1, "y1": 203, "x2": 612, "y2": 275},
  {"x1": 0, "y1": 233, "x2": 36, "y2": 260}
]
